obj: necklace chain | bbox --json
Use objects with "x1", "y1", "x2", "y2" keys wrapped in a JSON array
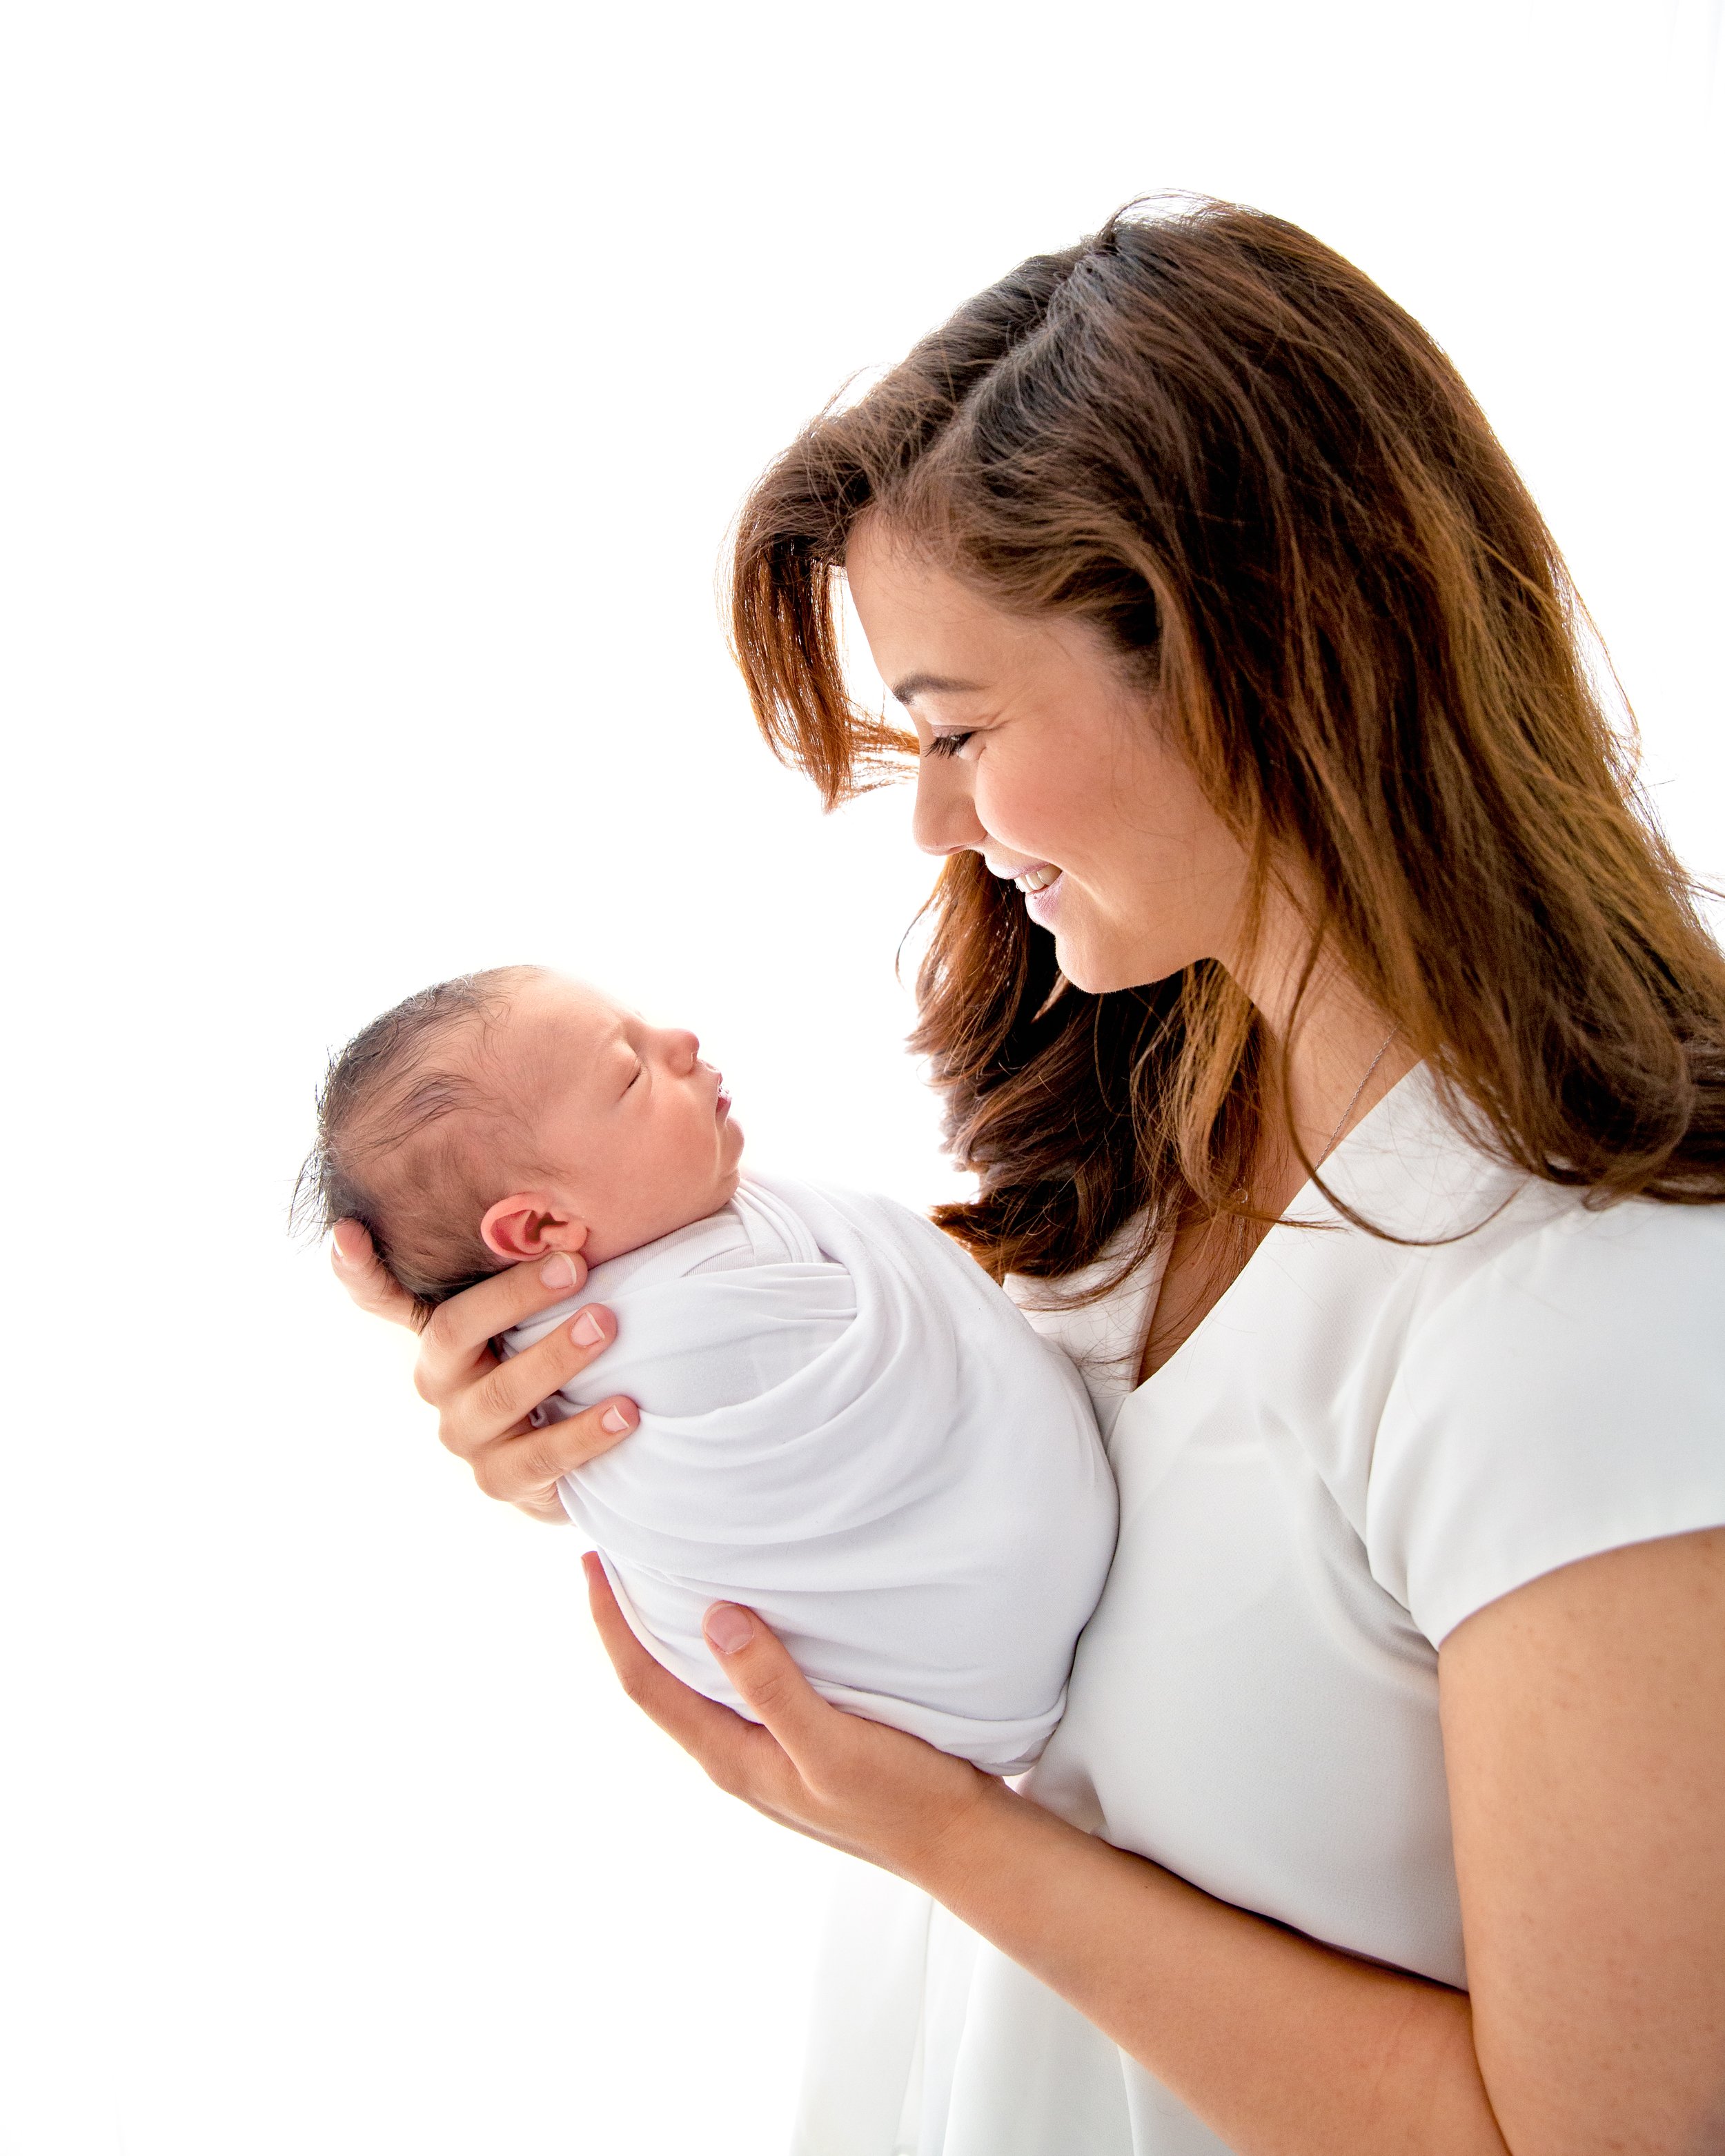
[{"x1": 1316, "y1": 1025, "x2": 1401, "y2": 1167}]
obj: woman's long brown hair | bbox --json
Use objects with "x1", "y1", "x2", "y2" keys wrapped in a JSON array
[{"x1": 730, "y1": 198, "x2": 1725, "y2": 1283}]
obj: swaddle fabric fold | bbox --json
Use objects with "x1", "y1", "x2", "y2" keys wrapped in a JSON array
[{"x1": 502, "y1": 1174, "x2": 1117, "y2": 1772}]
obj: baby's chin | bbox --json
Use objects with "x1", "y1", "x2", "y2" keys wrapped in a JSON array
[
  {"x1": 699, "y1": 1143, "x2": 745, "y2": 1225},
  {"x1": 720, "y1": 1106, "x2": 746, "y2": 1172}
]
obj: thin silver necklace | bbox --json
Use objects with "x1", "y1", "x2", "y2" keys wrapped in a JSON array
[{"x1": 1316, "y1": 1024, "x2": 1401, "y2": 1167}]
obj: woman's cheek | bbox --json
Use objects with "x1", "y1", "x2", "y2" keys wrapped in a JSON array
[
  {"x1": 1006, "y1": 741, "x2": 1093, "y2": 856},
  {"x1": 976, "y1": 755, "x2": 1053, "y2": 861}
]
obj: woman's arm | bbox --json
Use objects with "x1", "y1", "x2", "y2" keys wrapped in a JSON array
[
  {"x1": 330, "y1": 1221, "x2": 640, "y2": 1519},
  {"x1": 1439, "y1": 1529, "x2": 1725, "y2": 2155},
  {"x1": 586, "y1": 1527, "x2": 1725, "y2": 2156}
]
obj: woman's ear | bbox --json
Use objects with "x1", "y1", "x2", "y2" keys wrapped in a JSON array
[{"x1": 479, "y1": 1193, "x2": 587, "y2": 1263}]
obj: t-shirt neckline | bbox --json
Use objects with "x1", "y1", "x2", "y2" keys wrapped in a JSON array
[{"x1": 1136, "y1": 1059, "x2": 1441, "y2": 1392}]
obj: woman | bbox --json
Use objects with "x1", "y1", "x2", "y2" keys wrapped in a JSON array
[{"x1": 333, "y1": 201, "x2": 1725, "y2": 2153}]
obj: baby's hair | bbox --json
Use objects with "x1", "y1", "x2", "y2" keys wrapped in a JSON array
[{"x1": 293, "y1": 965, "x2": 547, "y2": 1322}]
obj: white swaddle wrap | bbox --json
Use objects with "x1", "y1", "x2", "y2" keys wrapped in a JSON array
[{"x1": 502, "y1": 1173, "x2": 1117, "y2": 1773}]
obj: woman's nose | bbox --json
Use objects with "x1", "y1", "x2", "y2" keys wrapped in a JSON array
[{"x1": 911, "y1": 755, "x2": 989, "y2": 859}]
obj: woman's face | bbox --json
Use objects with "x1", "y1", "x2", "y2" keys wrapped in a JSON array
[{"x1": 844, "y1": 520, "x2": 1252, "y2": 996}]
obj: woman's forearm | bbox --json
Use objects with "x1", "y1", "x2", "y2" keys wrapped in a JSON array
[
  {"x1": 589, "y1": 1574, "x2": 1513, "y2": 2150},
  {"x1": 918, "y1": 1783, "x2": 1510, "y2": 2156}
]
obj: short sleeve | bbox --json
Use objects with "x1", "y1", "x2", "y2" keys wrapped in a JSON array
[{"x1": 1366, "y1": 1198, "x2": 1725, "y2": 1645}]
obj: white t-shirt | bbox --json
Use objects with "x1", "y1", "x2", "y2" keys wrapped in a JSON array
[{"x1": 792, "y1": 1065, "x2": 1725, "y2": 2156}]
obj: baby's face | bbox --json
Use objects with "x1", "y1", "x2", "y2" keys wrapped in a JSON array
[{"x1": 487, "y1": 973, "x2": 745, "y2": 1265}]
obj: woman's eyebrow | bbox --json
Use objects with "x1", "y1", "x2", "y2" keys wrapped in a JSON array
[{"x1": 891, "y1": 671, "x2": 985, "y2": 704}]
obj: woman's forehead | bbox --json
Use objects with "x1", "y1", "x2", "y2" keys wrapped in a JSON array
[{"x1": 849, "y1": 551, "x2": 1062, "y2": 693}]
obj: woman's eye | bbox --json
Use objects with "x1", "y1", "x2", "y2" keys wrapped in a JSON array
[{"x1": 925, "y1": 731, "x2": 975, "y2": 760}]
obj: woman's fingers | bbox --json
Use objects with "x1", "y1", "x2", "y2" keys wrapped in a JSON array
[
  {"x1": 402, "y1": 1245, "x2": 640, "y2": 1521},
  {"x1": 328, "y1": 1220, "x2": 420, "y2": 1328},
  {"x1": 700, "y1": 1600, "x2": 842, "y2": 1778},
  {"x1": 475, "y1": 1396, "x2": 642, "y2": 1509},
  {"x1": 583, "y1": 1554, "x2": 767, "y2": 1790},
  {"x1": 413, "y1": 1248, "x2": 593, "y2": 1403},
  {"x1": 694, "y1": 1604, "x2": 854, "y2": 1785},
  {"x1": 328, "y1": 1217, "x2": 638, "y2": 1522},
  {"x1": 586, "y1": 1558, "x2": 837, "y2": 1786},
  {"x1": 585, "y1": 1560, "x2": 999, "y2": 1876},
  {"x1": 434, "y1": 1301, "x2": 621, "y2": 1458}
]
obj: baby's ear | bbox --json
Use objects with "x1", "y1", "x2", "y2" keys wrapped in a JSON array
[{"x1": 479, "y1": 1193, "x2": 586, "y2": 1263}]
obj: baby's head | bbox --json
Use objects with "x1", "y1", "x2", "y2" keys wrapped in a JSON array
[{"x1": 297, "y1": 966, "x2": 744, "y2": 1315}]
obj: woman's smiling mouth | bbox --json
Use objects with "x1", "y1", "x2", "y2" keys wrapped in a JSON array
[
  {"x1": 984, "y1": 853, "x2": 1063, "y2": 893},
  {"x1": 985, "y1": 856, "x2": 1066, "y2": 924},
  {"x1": 1021, "y1": 870, "x2": 1064, "y2": 926}
]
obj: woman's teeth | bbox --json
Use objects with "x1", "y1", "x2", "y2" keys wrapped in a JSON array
[{"x1": 1014, "y1": 865, "x2": 1061, "y2": 893}]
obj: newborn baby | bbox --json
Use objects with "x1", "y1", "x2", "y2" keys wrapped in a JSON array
[{"x1": 303, "y1": 965, "x2": 1116, "y2": 1772}]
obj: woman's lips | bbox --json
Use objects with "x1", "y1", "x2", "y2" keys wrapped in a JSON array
[
  {"x1": 985, "y1": 856, "x2": 1065, "y2": 927},
  {"x1": 1018, "y1": 867, "x2": 1065, "y2": 926}
]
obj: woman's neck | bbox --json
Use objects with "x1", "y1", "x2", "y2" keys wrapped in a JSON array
[
  {"x1": 1136, "y1": 929, "x2": 1419, "y2": 1385},
  {"x1": 1228, "y1": 901, "x2": 1419, "y2": 1187}
]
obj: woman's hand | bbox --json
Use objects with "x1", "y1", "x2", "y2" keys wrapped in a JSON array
[
  {"x1": 330, "y1": 1220, "x2": 640, "y2": 1521},
  {"x1": 582, "y1": 1554, "x2": 1007, "y2": 1880}
]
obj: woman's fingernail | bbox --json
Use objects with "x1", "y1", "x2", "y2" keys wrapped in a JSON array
[
  {"x1": 600, "y1": 1404, "x2": 633, "y2": 1435},
  {"x1": 570, "y1": 1309, "x2": 606, "y2": 1347},
  {"x1": 541, "y1": 1253, "x2": 580, "y2": 1289},
  {"x1": 704, "y1": 1604, "x2": 754, "y2": 1655}
]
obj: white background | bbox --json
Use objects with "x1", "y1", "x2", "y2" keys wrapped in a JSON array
[{"x1": 3, "y1": 3, "x2": 1721, "y2": 2151}]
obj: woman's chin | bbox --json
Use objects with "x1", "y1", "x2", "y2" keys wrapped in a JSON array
[
  {"x1": 1056, "y1": 933, "x2": 1192, "y2": 997},
  {"x1": 1046, "y1": 929, "x2": 1116, "y2": 996}
]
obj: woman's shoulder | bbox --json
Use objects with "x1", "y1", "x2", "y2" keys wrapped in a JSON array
[
  {"x1": 1320, "y1": 1060, "x2": 1725, "y2": 1291},
  {"x1": 1395, "y1": 1185, "x2": 1725, "y2": 1455},
  {"x1": 1399, "y1": 1134, "x2": 1725, "y2": 1355},
  {"x1": 1367, "y1": 1190, "x2": 1725, "y2": 1645},
  {"x1": 1484, "y1": 1180, "x2": 1725, "y2": 1294}
]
